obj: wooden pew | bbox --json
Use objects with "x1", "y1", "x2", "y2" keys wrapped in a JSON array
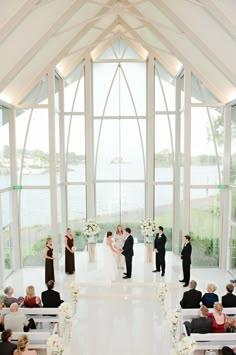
[{"x1": 181, "y1": 307, "x2": 236, "y2": 322}]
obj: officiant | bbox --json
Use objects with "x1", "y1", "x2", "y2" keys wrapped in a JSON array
[{"x1": 152, "y1": 226, "x2": 166, "y2": 277}]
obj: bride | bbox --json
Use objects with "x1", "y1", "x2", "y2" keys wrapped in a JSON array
[{"x1": 102, "y1": 231, "x2": 119, "y2": 284}]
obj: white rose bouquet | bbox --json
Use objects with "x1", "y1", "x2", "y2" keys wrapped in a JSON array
[
  {"x1": 47, "y1": 334, "x2": 64, "y2": 355},
  {"x1": 59, "y1": 302, "x2": 73, "y2": 319},
  {"x1": 70, "y1": 281, "x2": 79, "y2": 304},
  {"x1": 83, "y1": 219, "x2": 100, "y2": 237},
  {"x1": 177, "y1": 336, "x2": 196, "y2": 355}
]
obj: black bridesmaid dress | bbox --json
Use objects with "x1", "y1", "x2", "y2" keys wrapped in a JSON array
[
  {"x1": 65, "y1": 235, "x2": 75, "y2": 274},
  {"x1": 45, "y1": 246, "x2": 55, "y2": 283}
]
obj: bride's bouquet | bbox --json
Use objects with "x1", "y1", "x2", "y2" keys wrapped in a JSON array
[{"x1": 83, "y1": 219, "x2": 100, "y2": 237}]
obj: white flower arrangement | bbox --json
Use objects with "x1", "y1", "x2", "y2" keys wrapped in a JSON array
[
  {"x1": 83, "y1": 219, "x2": 100, "y2": 237},
  {"x1": 158, "y1": 282, "x2": 168, "y2": 307},
  {"x1": 47, "y1": 334, "x2": 64, "y2": 355},
  {"x1": 167, "y1": 308, "x2": 182, "y2": 343},
  {"x1": 177, "y1": 336, "x2": 196, "y2": 355},
  {"x1": 140, "y1": 218, "x2": 156, "y2": 237},
  {"x1": 59, "y1": 302, "x2": 73, "y2": 319},
  {"x1": 70, "y1": 281, "x2": 79, "y2": 305}
]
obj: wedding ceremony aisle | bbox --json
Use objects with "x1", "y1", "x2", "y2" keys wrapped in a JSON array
[{"x1": 6, "y1": 244, "x2": 232, "y2": 355}]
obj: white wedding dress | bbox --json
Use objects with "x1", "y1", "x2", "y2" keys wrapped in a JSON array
[{"x1": 102, "y1": 236, "x2": 118, "y2": 284}]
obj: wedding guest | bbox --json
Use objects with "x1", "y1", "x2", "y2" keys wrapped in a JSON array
[
  {"x1": 179, "y1": 235, "x2": 192, "y2": 287},
  {"x1": 113, "y1": 225, "x2": 125, "y2": 269},
  {"x1": 152, "y1": 226, "x2": 166, "y2": 276},
  {"x1": 4, "y1": 287, "x2": 17, "y2": 307},
  {"x1": 201, "y1": 283, "x2": 219, "y2": 308},
  {"x1": 180, "y1": 280, "x2": 202, "y2": 309},
  {"x1": 0, "y1": 329, "x2": 17, "y2": 355},
  {"x1": 222, "y1": 346, "x2": 236, "y2": 355},
  {"x1": 64, "y1": 228, "x2": 75, "y2": 274},
  {"x1": 208, "y1": 302, "x2": 227, "y2": 333},
  {"x1": 4, "y1": 303, "x2": 36, "y2": 332},
  {"x1": 41, "y1": 280, "x2": 63, "y2": 308},
  {"x1": 184, "y1": 305, "x2": 212, "y2": 335},
  {"x1": 13, "y1": 335, "x2": 37, "y2": 355},
  {"x1": 45, "y1": 237, "x2": 55, "y2": 284},
  {"x1": 222, "y1": 284, "x2": 236, "y2": 308},
  {"x1": 23, "y1": 286, "x2": 41, "y2": 308},
  {"x1": 0, "y1": 299, "x2": 5, "y2": 331}
]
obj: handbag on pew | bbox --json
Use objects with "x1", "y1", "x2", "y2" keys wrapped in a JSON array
[{"x1": 205, "y1": 350, "x2": 217, "y2": 355}]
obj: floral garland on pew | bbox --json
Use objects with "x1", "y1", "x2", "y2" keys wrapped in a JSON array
[
  {"x1": 167, "y1": 308, "x2": 182, "y2": 346},
  {"x1": 176, "y1": 336, "x2": 196, "y2": 355},
  {"x1": 46, "y1": 334, "x2": 64, "y2": 355},
  {"x1": 158, "y1": 282, "x2": 168, "y2": 311},
  {"x1": 58, "y1": 302, "x2": 73, "y2": 342}
]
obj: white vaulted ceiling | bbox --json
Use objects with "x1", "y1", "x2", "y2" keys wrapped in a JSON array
[{"x1": 0, "y1": 0, "x2": 236, "y2": 105}]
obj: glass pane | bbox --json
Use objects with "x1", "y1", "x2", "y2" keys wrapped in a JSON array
[
  {"x1": 1, "y1": 192, "x2": 12, "y2": 272},
  {"x1": 98, "y1": 46, "x2": 116, "y2": 60},
  {"x1": 190, "y1": 188, "x2": 220, "y2": 267},
  {"x1": 230, "y1": 225, "x2": 236, "y2": 270},
  {"x1": 191, "y1": 74, "x2": 220, "y2": 104},
  {"x1": 191, "y1": 107, "x2": 224, "y2": 185},
  {"x1": 65, "y1": 115, "x2": 85, "y2": 182},
  {"x1": 155, "y1": 114, "x2": 175, "y2": 182},
  {"x1": 20, "y1": 76, "x2": 48, "y2": 105},
  {"x1": 16, "y1": 108, "x2": 49, "y2": 186},
  {"x1": 95, "y1": 119, "x2": 145, "y2": 180},
  {"x1": 55, "y1": 112, "x2": 60, "y2": 184},
  {"x1": 155, "y1": 61, "x2": 175, "y2": 111},
  {"x1": 155, "y1": 185, "x2": 173, "y2": 250},
  {"x1": 231, "y1": 190, "x2": 236, "y2": 223},
  {"x1": 64, "y1": 62, "x2": 85, "y2": 112},
  {"x1": 231, "y1": 105, "x2": 236, "y2": 184},
  {"x1": 0, "y1": 107, "x2": 10, "y2": 188},
  {"x1": 67, "y1": 185, "x2": 86, "y2": 250},
  {"x1": 20, "y1": 190, "x2": 51, "y2": 266},
  {"x1": 112, "y1": 38, "x2": 127, "y2": 59}
]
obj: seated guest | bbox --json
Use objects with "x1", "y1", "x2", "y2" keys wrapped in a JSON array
[
  {"x1": 4, "y1": 287, "x2": 17, "y2": 308},
  {"x1": 23, "y1": 286, "x2": 41, "y2": 308},
  {"x1": 0, "y1": 299, "x2": 5, "y2": 331},
  {"x1": 184, "y1": 305, "x2": 212, "y2": 335},
  {"x1": 222, "y1": 346, "x2": 236, "y2": 355},
  {"x1": 208, "y1": 302, "x2": 227, "y2": 333},
  {"x1": 13, "y1": 335, "x2": 37, "y2": 355},
  {"x1": 202, "y1": 283, "x2": 219, "y2": 308},
  {"x1": 222, "y1": 284, "x2": 236, "y2": 308},
  {"x1": 0, "y1": 329, "x2": 17, "y2": 355},
  {"x1": 4, "y1": 303, "x2": 36, "y2": 332},
  {"x1": 180, "y1": 280, "x2": 202, "y2": 309},
  {"x1": 41, "y1": 280, "x2": 64, "y2": 308}
]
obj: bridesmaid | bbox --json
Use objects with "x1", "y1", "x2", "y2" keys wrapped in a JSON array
[
  {"x1": 64, "y1": 228, "x2": 75, "y2": 274},
  {"x1": 45, "y1": 237, "x2": 55, "y2": 284},
  {"x1": 113, "y1": 225, "x2": 125, "y2": 269}
]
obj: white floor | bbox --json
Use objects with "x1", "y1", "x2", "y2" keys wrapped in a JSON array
[{"x1": 5, "y1": 244, "x2": 232, "y2": 355}]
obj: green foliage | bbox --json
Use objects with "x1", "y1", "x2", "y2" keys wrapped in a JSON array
[{"x1": 31, "y1": 236, "x2": 48, "y2": 255}]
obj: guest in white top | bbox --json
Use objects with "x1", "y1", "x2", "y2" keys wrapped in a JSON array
[
  {"x1": 4, "y1": 303, "x2": 36, "y2": 332},
  {"x1": 113, "y1": 225, "x2": 125, "y2": 269}
]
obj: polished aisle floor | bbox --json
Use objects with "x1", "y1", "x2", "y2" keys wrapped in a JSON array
[{"x1": 5, "y1": 244, "x2": 232, "y2": 355}]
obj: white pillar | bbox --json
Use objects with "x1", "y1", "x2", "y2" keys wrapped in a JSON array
[
  {"x1": 48, "y1": 69, "x2": 59, "y2": 270},
  {"x1": 146, "y1": 54, "x2": 155, "y2": 218},
  {"x1": 85, "y1": 55, "x2": 95, "y2": 219},
  {"x1": 183, "y1": 68, "x2": 191, "y2": 235}
]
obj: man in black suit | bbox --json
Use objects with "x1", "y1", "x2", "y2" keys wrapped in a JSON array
[
  {"x1": 222, "y1": 284, "x2": 236, "y2": 308},
  {"x1": 41, "y1": 280, "x2": 64, "y2": 308},
  {"x1": 180, "y1": 280, "x2": 202, "y2": 309},
  {"x1": 184, "y1": 305, "x2": 212, "y2": 335},
  {"x1": 179, "y1": 235, "x2": 192, "y2": 287},
  {"x1": 122, "y1": 227, "x2": 134, "y2": 279},
  {"x1": 0, "y1": 329, "x2": 17, "y2": 355},
  {"x1": 152, "y1": 226, "x2": 166, "y2": 276}
]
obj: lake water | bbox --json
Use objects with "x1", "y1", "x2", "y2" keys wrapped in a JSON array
[{"x1": 0, "y1": 165, "x2": 221, "y2": 226}]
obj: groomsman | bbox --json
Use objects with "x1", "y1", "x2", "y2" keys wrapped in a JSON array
[
  {"x1": 122, "y1": 227, "x2": 134, "y2": 279},
  {"x1": 179, "y1": 235, "x2": 192, "y2": 287},
  {"x1": 152, "y1": 226, "x2": 166, "y2": 276}
]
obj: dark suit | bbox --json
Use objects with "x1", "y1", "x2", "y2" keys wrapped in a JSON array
[
  {"x1": 180, "y1": 288, "x2": 202, "y2": 309},
  {"x1": 154, "y1": 233, "x2": 166, "y2": 275},
  {"x1": 222, "y1": 293, "x2": 236, "y2": 308},
  {"x1": 41, "y1": 289, "x2": 64, "y2": 308},
  {"x1": 181, "y1": 242, "x2": 192, "y2": 285},
  {"x1": 184, "y1": 317, "x2": 212, "y2": 335},
  {"x1": 122, "y1": 234, "x2": 134, "y2": 278},
  {"x1": 0, "y1": 341, "x2": 17, "y2": 355}
]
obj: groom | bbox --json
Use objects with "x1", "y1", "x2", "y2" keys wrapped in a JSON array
[{"x1": 122, "y1": 227, "x2": 134, "y2": 279}]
